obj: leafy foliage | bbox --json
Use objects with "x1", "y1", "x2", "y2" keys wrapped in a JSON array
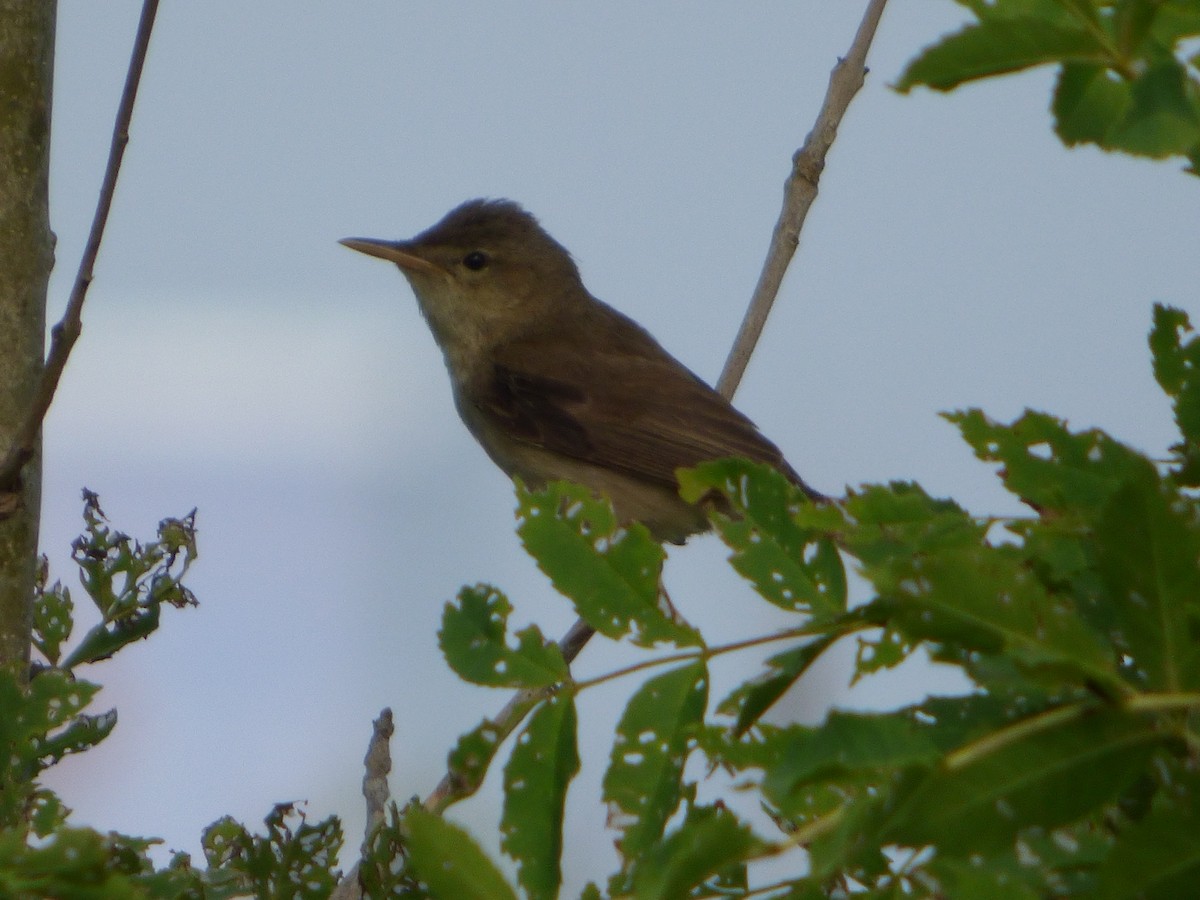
[
  {"x1": 406, "y1": 304, "x2": 1200, "y2": 898},
  {"x1": 898, "y1": 0, "x2": 1200, "y2": 174}
]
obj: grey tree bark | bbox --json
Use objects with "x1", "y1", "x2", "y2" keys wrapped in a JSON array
[{"x1": 0, "y1": 1, "x2": 55, "y2": 672}]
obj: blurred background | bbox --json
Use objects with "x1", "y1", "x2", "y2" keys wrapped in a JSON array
[{"x1": 39, "y1": 1, "x2": 1195, "y2": 891}]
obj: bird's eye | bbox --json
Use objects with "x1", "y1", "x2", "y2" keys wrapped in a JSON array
[{"x1": 463, "y1": 251, "x2": 489, "y2": 271}]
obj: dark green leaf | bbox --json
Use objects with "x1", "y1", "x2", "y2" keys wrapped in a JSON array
[
  {"x1": 1108, "y1": 61, "x2": 1200, "y2": 157},
  {"x1": 1096, "y1": 771, "x2": 1200, "y2": 898},
  {"x1": 897, "y1": 18, "x2": 1105, "y2": 92},
  {"x1": 439, "y1": 584, "x2": 567, "y2": 688},
  {"x1": 404, "y1": 805, "x2": 518, "y2": 900},
  {"x1": 881, "y1": 706, "x2": 1162, "y2": 853},
  {"x1": 629, "y1": 805, "x2": 760, "y2": 900},
  {"x1": 1054, "y1": 62, "x2": 1133, "y2": 146},
  {"x1": 762, "y1": 712, "x2": 942, "y2": 806},
  {"x1": 1150, "y1": 304, "x2": 1200, "y2": 483},
  {"x1": 501, "y1": 693, "x2": 579, "y2": 900},
  {"x1": 517, "y1": 482, "x2": 699, "y2": 647},
  {"x1": 31, "y1": 562, "x2": 72, "y2": 667},
  {"x1": 1092, "y1": 469, "x2": 1200, "y2": 692},
  {"x1": 603, "y1": 661, "x2": 708, "y2": 855}
]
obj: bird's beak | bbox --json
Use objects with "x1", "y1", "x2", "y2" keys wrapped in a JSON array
[{"x1": 339, "y1": 237, "x2": 443, "y2": 276}]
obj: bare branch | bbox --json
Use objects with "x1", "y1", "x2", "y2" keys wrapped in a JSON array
[
  {"x1": 423, "y1": 619, "x2": 594, "y2": 814},
  {"x1": 418, "y1": 0, "x2": 891, "y2": 839},
  {"x1": 331, "y1": 708, "x2": 395, "y2": 900},
  {"x1": 361, "y1": 707, "x2": 394, "y2": 851},
  {"x1": 0, "y1": 0, "x2": 161, "y2": 497},
  {"x1": 717, "y1": 0, "x2": 889, "y2": 398}
]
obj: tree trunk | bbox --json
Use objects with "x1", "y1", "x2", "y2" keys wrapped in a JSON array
[{"x1": 0, "y1": 1, "x2": 55, "y2": 672}]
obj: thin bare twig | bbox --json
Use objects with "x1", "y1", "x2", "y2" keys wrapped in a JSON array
[
  {"x1": 0, "y1": 0, "x2": 161, "y2": 497},
  {"x1": 423, "y1": 618, "x2": 594, "y2": 814},
  {"x1": 417, "y1": 1, "x2": 889, "y2": 821},
  {"x1": 717, "y1": 0, "x2": 889, "y2": 397},
  {"x1": 331, "y1": 708, "x2": 395, "y2": 900}
]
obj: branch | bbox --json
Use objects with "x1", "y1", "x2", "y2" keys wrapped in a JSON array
[
  {"x1": 331, "y1": 708, "x2": 395, "y2": 900},
  {"x1": 0, "y1": 0, "x2": 161, "y2": 498},
  {"x1": 414, "y1": 0, "x2": 890, "y2": 820},
  {"x1": 422, "y1": 618, "x2": 594, "y2": 814},
  {"x1": 717, "y1": 0, "x2": 889, "y2": 398}
]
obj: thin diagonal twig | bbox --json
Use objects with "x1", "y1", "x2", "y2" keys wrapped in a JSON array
[
  {"x1": 418, "y1": 0, "x2": 891, "y2": 816},
  {"x1": 718, "y1": 0, "x2": 889, "y2": 397},
  {"x1": 0, "y1": 0, "x2": 161, "y2": 497}
]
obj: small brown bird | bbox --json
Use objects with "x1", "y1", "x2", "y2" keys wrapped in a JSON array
[{"x1": 341, "y1": 199, "x2": 822, "y2": 543}]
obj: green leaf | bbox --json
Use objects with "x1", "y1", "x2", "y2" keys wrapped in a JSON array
[
  {"x1": 1150, "y1": 304, "x2": 1200, "y2": 483},
  {"x1": 629, "y1": 805, "x2": 760, "y2": 900},
  {"x1": 404, "y1": 805, "x2": 518, "y2": 900},
  {"x1": 63, "y1": 493, "x2": 198, "y2": 669},
  {"x1": 444, "y1": 719, "x2": 505, "y2": 805},
  {"x1": 1092, "y1": 469, "x2": 1200, "y2": 692},
  {"x1": 1095, "y1": 771, "x2": 1200, "y2": 898},
  {"x1": 31, "y1": 562, "x2": 72, "y2": 667},
  {"x1": 501, "y1": 693, "x2": 579, "y2": 900},
  {"x1": 865, "y1": 540, "x2": 1119, "y2": 692},
  {"x1": 603, "y1": 661, "x2": 708, "y2": 855},
  {"x1": 517, "y1": 482, "x2": 700, "y2": 647},
  {"x1": 0, "y1": 669, "x2": 108, "y2": 821},
  {"x1": 200, "y1": 803, "x2": 342, "y2": 899},
  {"x1": 678, "y1": 459, "x2": 846, "y2": 620},
  {"x1": 881, "y1": 706, "x2": 1162, "y2": 853},
  {"x1": 439, "y1": 584, "x2": 568, "y2": 688},
  {"x1": 949, "y1": 409, "x2": 1151, "y2": 515},
  {"x1": 1107, "y1": 60, "x2": 1200, "y2": 157},
  {"x1": 1054, "y1": 62, "x2": 1133, "y2": 146},
  {"x1": 762, "y1": 712, "x2": 942, "y2": 806},
  {"x1": 897, "y1": 18, "x2": 1105, "y2": 92}
]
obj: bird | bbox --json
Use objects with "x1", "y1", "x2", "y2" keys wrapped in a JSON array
[{"x1": 341, "y1": 199, "x2": 822, "y2": 543}]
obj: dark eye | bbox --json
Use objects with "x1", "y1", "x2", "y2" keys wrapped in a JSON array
[{"x1": 463, "y1": 251, "x2": 489, "y2": 271}]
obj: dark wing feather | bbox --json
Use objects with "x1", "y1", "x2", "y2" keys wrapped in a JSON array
[{"x1": 477, "y1": 314, "x2": 821, "y2": 499}]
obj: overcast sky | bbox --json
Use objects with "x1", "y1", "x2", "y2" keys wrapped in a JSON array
[{"x1": 38, "y1": 2, "x2": 1197, "y2": 892}]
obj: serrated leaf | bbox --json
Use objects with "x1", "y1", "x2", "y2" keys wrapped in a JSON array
[
  {"x1": 32, "y1": 566, "x2": 72, "y2": 667},
  {"x1": 1053, "y1": 62, "x2": 1133, "y2": 146},
  {"x1": 501, "y1": 693, "x2": 579, "y2": 900},
  {"x1": 517, "y1": 482, "x2": 699, "y2": 647},
  {"x1": 762, "y1": 712, "x2": 942, "y2": 807},
  {"x1": 949, "y1": 408, "x2": 1152, "y2": 515},
  {"x1": 1092, "y1": 469, "x2": 1200, "y2": 691},
  {"x1": 1150, "y1": 304, "x2": 1200, "y2": 482},
  {"x1": 897, "y1": 18, "x2": 1105, "y2": 92},
  {"x1": 678, "y1": 459, "x2": 845, "y2": 620},
  {"x1": 1095, "y1": 771, "x2": 1200, "y2": 898},
  {"x1": 629, "y1": 805, "x2": 760, "y2": 900},
  {"x1": 869, "y1": 539, "x2": 1119, "y2": 691},
  {"x1": 404, "y1": 806, "x2": 518, "y2": 900},
  {"x1": 1108, "y1": 61, "x2": 1200, "y2": 157},
  {"x1": 439, "y1": 584, "x2": 567, "y2": 688},
  {"x1": 603, "y1": 661, "x2": 708, "y2": 855},
  {"x1": 881, "y1": 706, "x2": 1162, "y2": 853}
]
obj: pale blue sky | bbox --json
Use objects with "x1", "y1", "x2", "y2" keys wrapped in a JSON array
[{"x1": 38, "y1": 2, "x2": 1196, "y2": 891}]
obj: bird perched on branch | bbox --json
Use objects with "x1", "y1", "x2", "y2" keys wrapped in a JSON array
[{"x1": 342, "y1": 199, "x2": 822, "y2": 543}]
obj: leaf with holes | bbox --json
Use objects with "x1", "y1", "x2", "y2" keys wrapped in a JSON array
[
  {"x1": 501, "y1": 693, "x2": 579, "y2": 900},
  {"x1": 678, "y1": 459, "x2": 845, "y2": 621},
  {"x1": 517, "y1": 481, "x2": 699, "y2": 647},
  {"x1": 603, "y1": 661, "x2": 708, "y2": 857},
  {"x1": 439, "y1": 584, "x2": 567, "y2": 688}
]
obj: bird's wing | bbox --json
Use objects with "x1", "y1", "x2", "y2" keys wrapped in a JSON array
[{"x1": 477, "y1": 332, "x2": 809, "y2": 493}]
